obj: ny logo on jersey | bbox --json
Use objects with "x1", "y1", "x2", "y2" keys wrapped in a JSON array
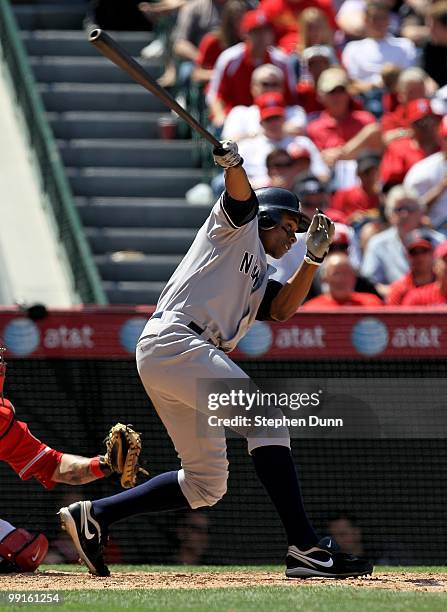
[{"x1": 239, "y1": 251, "x2": 261, "y2": 289}]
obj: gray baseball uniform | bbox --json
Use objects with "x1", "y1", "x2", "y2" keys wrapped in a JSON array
[{"x1": 137, "y1": 191, "x2": 290, "y2": 509}]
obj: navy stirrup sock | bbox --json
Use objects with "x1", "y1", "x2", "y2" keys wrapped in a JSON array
[
  {"x1": 92, "y1": 470, "x2": 189, "y2": 526},
  {"x1": 251, "y1": 445, "x2": 318, "y2": 550}
]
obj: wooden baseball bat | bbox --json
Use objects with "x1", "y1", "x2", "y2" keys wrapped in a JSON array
[{"x1": 89, "y1": 29, "x2": 221, "y2": 148}]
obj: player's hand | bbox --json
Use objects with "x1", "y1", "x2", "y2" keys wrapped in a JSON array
[
  {"x1": 213, "y1": 140, "x2": 243, "y2": 169},
  {"x1": 305, "y1": 211, "x2": 335, "y2": 266}
]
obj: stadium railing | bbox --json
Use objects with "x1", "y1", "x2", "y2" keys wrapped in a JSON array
[{"x1": 0, "y1": 0, "x2": 107, "y2": 304}]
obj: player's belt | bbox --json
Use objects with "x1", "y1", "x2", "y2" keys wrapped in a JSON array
[{"x1": 146, "y1": 312, "x2": 206, "y2": 337}]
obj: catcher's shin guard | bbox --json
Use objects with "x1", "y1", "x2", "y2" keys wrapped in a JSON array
[{"x1": 0, "y1": 529, "x2": 48, "y2": 572}]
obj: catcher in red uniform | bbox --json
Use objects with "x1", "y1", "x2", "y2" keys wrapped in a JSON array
[{"x1": 0, "y1": 346, "x2": 146, "y2": 573}]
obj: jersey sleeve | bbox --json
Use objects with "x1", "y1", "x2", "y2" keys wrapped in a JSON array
[
  {"x1": 256, "y1": 280, "x2": 283, "y2": 320},
  {"x1": 207, "y1": 190, "x2": 259, "y2": 242},
  {"x1": 220, "y1": 189, "x2": 259, "y2": 228}
]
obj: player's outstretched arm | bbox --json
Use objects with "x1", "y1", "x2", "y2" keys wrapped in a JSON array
[
  {"x1": 269, "y1": 212, "x2": 335, "y2": 321},
  {"x1": 50, "y1": 453, "x2": 111, "y2": 485},
  {"x1": 213, "y1": 140, "x2": 252, "y2": 202}
]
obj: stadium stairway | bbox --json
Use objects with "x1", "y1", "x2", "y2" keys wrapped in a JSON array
[{"x1": 15, "y1": 0, "x2": 210, "y2": 304}]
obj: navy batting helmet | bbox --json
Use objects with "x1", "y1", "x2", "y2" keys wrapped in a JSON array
[{"x1": 256, "y1": 187, "x2": 311, "y2": 232}]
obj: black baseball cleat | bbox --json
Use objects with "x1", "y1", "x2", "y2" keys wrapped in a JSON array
[
  {"x1": 285, "y1": 536, "x2": 373, "y2": 579},
  {"x1": 58, "y1": 501, "x2": 110, "y2": 577}
]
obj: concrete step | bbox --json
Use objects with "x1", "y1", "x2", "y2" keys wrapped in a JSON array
[
  {"x1": 76, "y1": 197, "x2": 210, "y2": 228},
  {"x1": 102, "y1": 281, "x2": 165, "y2": 305},
  {"x1": 29, "y1": 56, "x2": 162, "y2": 83},
  {"x1": 47, "y1": 111, "x2": 170, "y2": 139},
  {"x1": 13, "y1": 4, "x2": 87, "y2": 30},
  {"x1": 22, "y1": 30, "x2": 153, "y2": 57},
  {"x1": 37, "y1": 83, "x2": 165, "y2": 112},
  {"x1": 58, "y1": 140, "x2": 199, "y2": 168},
  {"x1": 85, "y1": 227, "x2": 196, "y2": 255},
  {"x1": 95, "y1": 254, "x2": 181, "y2": 282},
  {"x1": 67, "y1": 167, "x2": 206, "y2": 198}
]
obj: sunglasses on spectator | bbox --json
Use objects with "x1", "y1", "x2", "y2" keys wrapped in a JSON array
[
  {"x1": 413, "y1": 116, "x2": 437, "y2": 128},
  {"x1": 268, "y1": 159, "x2": 294, "y2": 169},
  {"x1": 394, "y1": 204, "x2": 419, "y2": 213},
  {"x1": 409, "y1": 247, "x2": 432, "y2": 256},
  {"x1": 327, "y1": 86, "x2": 347, "y2": 95},
  {"x1": 258, "y1": 81, "x2": 281, "y2": 88}
]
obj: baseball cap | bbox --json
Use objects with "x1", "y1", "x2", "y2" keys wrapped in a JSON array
[
  {"x1": 293, "y1": 174, "x2": 328, "y2": 198},
  {"x1": 302, "y1": 45, "x2": 336, "y2": 64},
  {"x1": 406, "y1": 98, "x2": 436, "y2": 124},
  {"x1": 434, "y1": 240, "x2": 447, "y2": 259},
  {"x1": 332, "y1": 223, "x2": 350, "y2": 246},
  {"x1": 439, "y1": 115, "x2": 447, "y2": 137},
  {"x1": 240, "y1": 10, "x2": 271, "y2": 35},
  {"x1": 317, "y1": 68, "x2": 349, "y2": 94},
  {"x1": 286, "y1": 142, "x2": 311, "y2": 161},
  {"x1": 404, "y1": 229, "x2": 435, "y2": 252},
  {"x1": 255, "y1": 91, "x2": 285, "y2": 121},
  {"x1": 357, "y1": 151, "x2": 381, "y2": 173}
]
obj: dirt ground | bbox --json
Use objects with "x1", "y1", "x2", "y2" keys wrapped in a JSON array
[{"x1": 1, "y1": 570, "x2": 447, "y2": 592}]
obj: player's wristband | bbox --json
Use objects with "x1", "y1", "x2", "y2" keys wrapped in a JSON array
[
  {"x1": 90, "y1": 456, "x2": 108, "y2": 478},
  {"x1": 304, "y1": 250, "x2": 325, "y2": 266}
]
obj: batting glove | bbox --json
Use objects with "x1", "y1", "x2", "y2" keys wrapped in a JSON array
[
  {"x1": 305, "y1": 211, "x2": 335, "y2": 266},
  {"x1": 213, "y1": 140, "x2": 243, "y2": 169}
]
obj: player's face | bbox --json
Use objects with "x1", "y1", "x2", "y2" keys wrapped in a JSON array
[{"x1": 259, "y1": 212, "x2": 298, "y2": 259}]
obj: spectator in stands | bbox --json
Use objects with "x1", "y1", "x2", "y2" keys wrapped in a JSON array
[
  {"x1": 327, "y1": 515, "x2": 365, "y2": 557},
  {"x1": 259, "y1": 0, "x2": 337, "y2": 55},
  {"x1": 263, "y1": 146, "x2": 311, "y2": 189},
  {"x1": 404, "y1": 115, "x2": 447, "y2": 234},
  {"x1": 290, "y1": 8, "x2": 336, "y2": 77},
  {"x1": 402, "y1": 240, "x2": 447, "y2": 305},
  {"x1": 341, "y1": 1, "x2": 416, "y2": 93},
  {"x1": 302, "y1": 252, "x2": 384, "y2": 308},
  {"x1": 399, "y1": 0, "x2": 430, "y2": 47},
  {"x1": 387, "y1": 229, "x2": 436, "y2": 305},
  {"x1": 236, "y1": 93, "x2": 329, "y2": 184},
  {"x1": 297, "y1": 7, "x2": 335, "y2": 54},
  {"x1": 361, "y1": 185, "x2": 443, "y2": 293},
  {"x1": 330, "y1": 151, "x2": 382, "y2": 224},
  {"x1": 176, "y1": 511, "x2": 209, "y2": 564},
  {"x1": 380, "y1": 98, "x2": 441, "y2": 190},
  {"x1": 307, "y1": 68, "x2": 376, "y2": 156},
  {"x1": 296, "y1": 45, "x2": 336, "y2": 117},
  {"x1": 306, "y1": 67, "x2": 376, "y2": 188},
  {"x1": 192, "y1": 0, "x2": 247, "y2": 86},
  {"x1": 380, "y1": 67, "x2": 429, "y2": 139},
  {"x1": 207, "y1": 10, "x2": 296, "y2": 128},
  {"x1": 222, "y1": 64, "x2": 307, "y2": 141},
  {"x1": 172, "y1": 0, "x2": 227, "y2": 86},
  {"x1": 292, "y1": 173, "x2": 340, "y2": 222},
  {"x1": 421, "y1": 2, "x2": 447, "y2": 89}
]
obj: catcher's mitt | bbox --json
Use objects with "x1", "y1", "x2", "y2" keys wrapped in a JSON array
[{"x1": 103, "y1": 423, "x2": 149, "y2": 489}]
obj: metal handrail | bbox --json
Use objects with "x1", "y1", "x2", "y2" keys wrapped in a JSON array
[{"x1": 0, "y1": 0, "x2": 107, "y2": 304}]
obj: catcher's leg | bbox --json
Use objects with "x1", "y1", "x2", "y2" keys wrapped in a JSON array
[{"x1": 0, "y1": 519, "x2": 48, "y2": 573}]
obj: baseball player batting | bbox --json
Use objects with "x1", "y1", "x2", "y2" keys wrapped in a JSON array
[
  {"x1": 59, "y1": 141, "x2": 373, "y2": 579},
  {"x1": 0, "y1": 347, "x2": 144, "y2": 573}
]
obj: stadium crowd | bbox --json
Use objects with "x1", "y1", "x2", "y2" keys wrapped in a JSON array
[{"x1": 90, "y1": 0, "x2": 447, "y2": 308}]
